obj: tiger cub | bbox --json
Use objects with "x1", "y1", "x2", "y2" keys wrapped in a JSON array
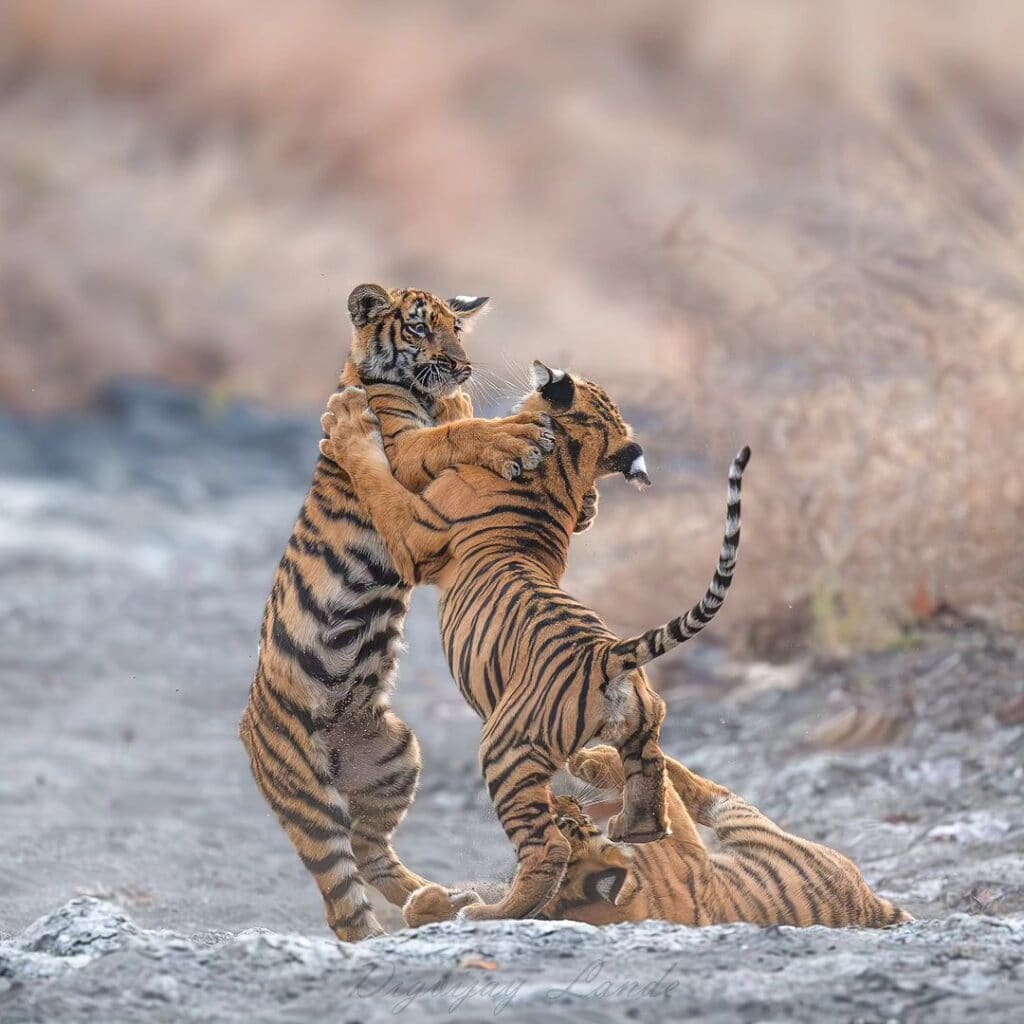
[
  {"x1": 318, "y1": 364, "x2": 750, "y2": 923},
  {"x1": 546, "y1": 745, "x2": 913, "y2": 928},
  {"x1": 239, "y1": 285, "x2": 559, "y2": 942},
  {"x1": 407, "y1": 747, "x2": 911, "y2": 929}
]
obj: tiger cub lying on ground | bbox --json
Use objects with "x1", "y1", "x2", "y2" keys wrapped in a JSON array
[
  {"x1": 407, "y1": 745, "x2": 912, "y2": 929},
  {"x1": 319, "y1": 365, "x2": 749, "y2": 923},
  {"x1": 240, "y1": 285, "x2": 564, "y2": 942}
]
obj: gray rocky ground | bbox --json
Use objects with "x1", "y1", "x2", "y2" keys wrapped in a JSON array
[
  {"x1": 1, "y1": 384, "x2": 1022, "y2": 1022},
  {"x1": 3, "y1": 897, "x2": 1022, "y2": 1023}
]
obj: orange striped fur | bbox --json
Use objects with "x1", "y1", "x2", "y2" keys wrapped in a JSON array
[
  {"x1": 407, "y1": 746, "x2": 912, "y2": 930},
  {"x1": 319, "y1": 364, "x2": 749, "y2": 923},
  {"x1": 239, "y1": 285, "x2": 560, "y2": 941}
]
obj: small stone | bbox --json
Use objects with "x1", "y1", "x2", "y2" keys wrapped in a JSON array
[{"x1": 141, "y1": 974, "x2": 180, "y2": 1002}]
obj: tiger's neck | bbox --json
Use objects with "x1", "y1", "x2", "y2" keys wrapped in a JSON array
[
  {"x1": 341, "y1": 358, "x2": 437, "y2": 418},
  {"x1": 526, "y1": 436, "x2": 601, "y2": 572}
]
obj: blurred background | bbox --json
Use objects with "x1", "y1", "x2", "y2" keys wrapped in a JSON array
[
  {"x1": 2, "y1": 0, "x2": 1022, "y2": 650},
  {"x1": 1, "y1": 0, "x2": 1022, "y2": 944}
]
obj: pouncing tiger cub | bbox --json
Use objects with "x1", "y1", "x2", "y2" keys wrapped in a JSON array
[
  {"x1": 406, "y1": 747, "x2": 912, "y2": 929},
  {"x1": 239, "y1": 285, "x2": 563, "y2": 942},
  {"x1": 317, "y1": 365, "x2": 750, "y2": 923}
]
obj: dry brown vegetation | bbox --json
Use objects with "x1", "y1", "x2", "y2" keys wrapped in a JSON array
[{"x1": 0, "y1": 0, "x2": 1021, "y2": 652}]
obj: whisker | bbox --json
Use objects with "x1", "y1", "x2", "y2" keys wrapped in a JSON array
[
  {"x1": 465, "y1": 378, "x2": 489, "y2": 405},
  {"x1": 499, "y1": 354, "x2": 535, "y2": 393},
  {"x1": 469, "y1": 373, "x2": 503, "y2": 404},
  {"x1": 552, "y1": 775, "x2": 613, "y2": 807},
  {"x1": 474, "y1": 361, "x2": 531, "y2": 397}
]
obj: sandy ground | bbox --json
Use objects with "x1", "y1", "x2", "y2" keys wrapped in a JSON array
[{"x1": 1, "y1": 384, "x2": 1022, "y2": 1021}]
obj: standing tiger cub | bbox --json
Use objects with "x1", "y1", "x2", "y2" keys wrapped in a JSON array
[
  {"x1": 240, "y1": 285, "x2": 561, "y2": 942},
  {"x1": 319, "y1": 366, "x2": 749, "y2": 924}
]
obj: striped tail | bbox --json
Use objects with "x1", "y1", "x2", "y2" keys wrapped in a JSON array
[{"x1": 604, "y1": 446, "x2": 750, "y2": 679}]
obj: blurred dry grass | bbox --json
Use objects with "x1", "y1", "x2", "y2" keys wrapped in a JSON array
[{"x1": 0, "y1": 0, "x2": 1021, "y2": 651}]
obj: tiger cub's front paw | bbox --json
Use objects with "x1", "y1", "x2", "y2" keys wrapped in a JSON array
[
  {"x1": 435, "y1": 390, "x2": 474, "y2": 423},
  {"x1": 481, "y1": 413, "x2": 555, "y2": 480},
  {"x1": 319, "y1": 388, "x2": 383, "y2": 464},
  {"x1": 573, "y1": 487, "x2": 600, "y2": 533},
  {"x1": 567, "y1": 745, "x2": 625, "y2": 790}
]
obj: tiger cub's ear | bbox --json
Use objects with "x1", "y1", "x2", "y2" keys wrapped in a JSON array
[
  {"x1": 583, "y1": 867, "x2": 629, "y2": 905},
  {"x1": 448, "y1": 295, "x2": 490, "y2": 319},
  {"x1": 532, "y1": 360, "x2": 575, "y2": 410},
  {"x1": 348, "y1": 283, "x2": 393, "y2": 327}
]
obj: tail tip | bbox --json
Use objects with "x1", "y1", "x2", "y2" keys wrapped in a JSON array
[{"x1": 734, "y1": 445, "x2": 752, "y2": 470}]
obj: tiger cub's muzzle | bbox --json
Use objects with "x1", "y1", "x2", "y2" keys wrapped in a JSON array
[{"x1": 610, "y1": 441, "x2": 651, "y2": 488}]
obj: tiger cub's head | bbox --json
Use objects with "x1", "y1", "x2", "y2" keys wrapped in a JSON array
[
  {"x1": 539, "y1": 795, "x2": 640, "y2": 922},
  {"x1": 519, "y1": 361, "x2": 652, "y2": 490},
  {"x1": 347, "y1": 284, "x2": 489, "y2": 401}
]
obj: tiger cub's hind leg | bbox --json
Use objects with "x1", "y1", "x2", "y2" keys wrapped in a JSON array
[
  {"x1": 239, "y1": 702, "x2": 384, "y2": 942},
  {"x1": 663, "y1": 756, "x2": 732, "y2": 827},
  {"x1": 342, "y1": 710, "x2": 432, "y2": 907},
  {"x1": 459, "y1": 741, "x2": 570, "y2": 921},
  {"x1": 668, "y1": 757, "x2": 913, "y2": 927},
  {"x1": 600, "y1": 672, "x2": 670, "y2": 844}
]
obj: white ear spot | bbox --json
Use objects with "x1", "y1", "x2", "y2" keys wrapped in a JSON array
[
  {"x1": 595, "y1": 874, "x2": 616, "y2": 901},
  {"x1": 630, "y1": 455, "x2": 647, "y2": 477},
  {"x1": 550, "y1": 368, "x2": 565, "y2": 382},
  {"x1": 453, "y1": 295, "x2": 476, "y2": 304}
]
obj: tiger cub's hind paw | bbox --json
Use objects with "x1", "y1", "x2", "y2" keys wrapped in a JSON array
[
  {"x1": 403, "y1": 884, "x2": 482, "y2": 928},
  {"x1": 607, "y1": 807, "x2": 671, "y2": 845}
]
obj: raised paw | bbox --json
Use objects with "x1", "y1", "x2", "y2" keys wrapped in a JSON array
[
  {"x1": 435, "y1": 390, "x2": 474, "y2": 422},
  {"x1": 502, "y1": 412, "x2": 556, "y2": 451},
  {"x1": 567, "y1": 745, "x2": 625, "y2": 790},
  {"x1": 481, "y1": 423, "x2": 556, "y2": 480},
  {"x1": 479, "y1": 440, "x2": 535, "y2": 481},
  {"x1": 507, "y1": 410, "x2": 553, "y2": 430},
  {"x1": 318, "y1": 387, "x2": 382, "y2": 463},
  {"x1": 573, "y1": 487, "x2": 599, "y2": 533}
]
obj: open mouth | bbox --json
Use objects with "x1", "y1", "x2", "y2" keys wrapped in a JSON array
[{"x1": 626, "y1": 454, "x2": 651, "y2": 488}]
